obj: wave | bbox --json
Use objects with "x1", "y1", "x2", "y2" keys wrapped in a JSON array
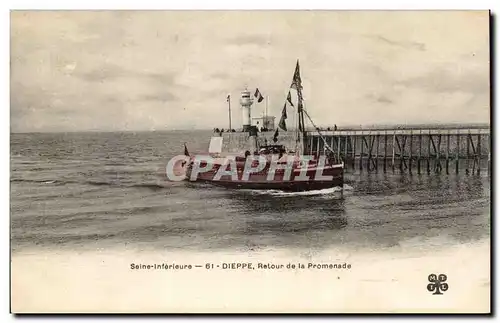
[
  {"x1": 68, "y1": 180, "x2": 173, "y2": 191},
  {"x1": 128, "y1": 183, "x2": 168, "y2": 190},
  {"x1": 11, "y1": 178, "x2": 173, "y2": 191},
  {"x1": 10, "y1": 179, "x2": 78, "y2": 186},
  {"x1": 101, "y1": 169, "x2": 154, "y2": 175}
]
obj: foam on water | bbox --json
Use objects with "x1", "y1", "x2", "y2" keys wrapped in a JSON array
[{"x1": 246, "y1": 184, "x2": 354, "y2": 197}]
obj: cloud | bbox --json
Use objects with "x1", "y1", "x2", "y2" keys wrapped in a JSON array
[
  {"x1": 226, "y1": 34, "x2": 271, "y2": 46},
  {"x1": 75, "y1": 63, "x2": 177, "y2": 85},
  {"x1": 365, "y1": 93, "x2": 394, "y2": 104},
  {"x1": 209, "y1": 72, "x2": 230, "y2": 80},
  {"x1": 398, "y1": 67, "x2": 489, "y2": 94},
  {"x1": 377, "y1": 96, "x2": 393, "y2": 104},
  {"x1": 75, "y1": 64, "x2": 127, "y2": 82},
  {"x1": 367, "y1": 35, "x2": 426, "y2": 51},
  {"x1": 140, "y1": 92, "x2": 178, "y2": 102}
]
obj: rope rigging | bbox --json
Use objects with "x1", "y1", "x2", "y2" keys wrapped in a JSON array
[{"x1": 302, "y1": 109, "x2": 338, "y2": 157}]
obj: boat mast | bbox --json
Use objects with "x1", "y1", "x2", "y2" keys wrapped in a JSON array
[
  {"x1": 227, "y1": 94, "x2": 232, "y2": 131},
  {"x1": 265, "y1": 95, "x2": 268, "y2": 129},
  {"x1": 297, "y1": 87, "x2": 306, "y2": 136},
  {"x1": 292, "y1": 60, "x2": 307, "y2": 153}
]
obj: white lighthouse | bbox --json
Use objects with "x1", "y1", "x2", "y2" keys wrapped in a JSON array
[{"x1": 239, "y1": 88, "x2": 254, "y2": 132}]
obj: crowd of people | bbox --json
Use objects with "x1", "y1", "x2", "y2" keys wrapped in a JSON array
[
  {"x1": 213, "y1": 127, "x2": 272, "y2": 133},
  {"x1": 316, "y1": 125, "x2": 338, "y2": 132},
  {"x1": 213, "y1": 128, "x2": 236, "y2": 133}
]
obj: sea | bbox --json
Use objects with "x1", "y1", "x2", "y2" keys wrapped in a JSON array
[{"x1": 10, "y1": 130, "x2": 491, "y2": 254}]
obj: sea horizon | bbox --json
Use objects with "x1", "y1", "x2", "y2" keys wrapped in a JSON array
[{"x1": 9, "y1": 121, "x2": 491, "y2": 135}]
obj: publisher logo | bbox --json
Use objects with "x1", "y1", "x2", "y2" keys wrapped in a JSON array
[{"x1": 427, "y1": 274, "x2": 448, "y2": 295}]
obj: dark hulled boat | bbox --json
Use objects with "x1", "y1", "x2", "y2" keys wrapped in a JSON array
[
  {"x1": 184, "y1": 149, "x2": 344, "y2": 191},
  {"x1": 181, "y1": 60, "x2": 344, "y2": 192}
]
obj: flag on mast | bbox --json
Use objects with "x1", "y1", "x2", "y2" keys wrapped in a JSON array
[
  {"x1": 290, "y1": 59, "x2": 304, "y2": 114},
  {"x1": 290, "y1": 60, "x2": 302, "y2": 90},
  {"x1": 278, "y1": 103, "x2": 287, "y2": 131},
  {"x1": 286, "y1": 91, "x2": 294, "y2": 107},
  {"x1": 227, "y1": 94, "x2": 230, "y2": 102},
  {"x1": 273, "y1": 128, "x2": 279, "y2": 143},
  {"x1": 254, "y1": 88, "x2": 264, "y2": 103},
  {"x1": 184, "y1": 143, "x2": 190, "y2": 156}
]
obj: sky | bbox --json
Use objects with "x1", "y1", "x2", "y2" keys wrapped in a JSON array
[{"x1": 10, "y1": 11, "x2": 490, "y2": 132}]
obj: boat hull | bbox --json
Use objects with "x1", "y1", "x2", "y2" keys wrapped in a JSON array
[
  {"x1": 190, "y1": 178, "x2": 343, "y2": 192},
  {"x1": 184, "y1": 159, "x2": 344, "y2": 192}
]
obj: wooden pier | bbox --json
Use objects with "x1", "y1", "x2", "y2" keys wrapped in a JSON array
[{"x1": 306, "y1": 126, "x2": 491, "y2": 174}]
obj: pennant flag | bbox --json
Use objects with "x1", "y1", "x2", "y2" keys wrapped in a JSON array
[
  {"x1": 286, "y1": 91, "x2": 294, "y2": 107},
  {"x1": 227, "y1": 94, "x2": 230, "y2": 102},
  {"x1": 273, "y1": 128, "x2": 279, "y2": 143},
  {"x1": 290, "y1": 60, "x2": 302, "y2": 90},
  {"x1": 254, "y1": 88, "x2": 264, "y2": 103},
  {"x1": 278, "y1": 103, "x2": 287, "y2": 131},
  {"x1": 184, "y1": 143, "x2": 190, "y2": 156}
]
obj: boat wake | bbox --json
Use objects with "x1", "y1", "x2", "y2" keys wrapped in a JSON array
[{"x1": 246, "y1": 184, "x2": 353, "y2": 197}]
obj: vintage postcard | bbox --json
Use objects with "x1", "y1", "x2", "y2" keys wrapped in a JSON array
[{"x1": 10, "y1": 10, "x2": 490, "y2": 313}]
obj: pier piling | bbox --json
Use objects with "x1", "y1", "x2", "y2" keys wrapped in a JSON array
[
  {"x1": 383, "y1": 132, "x2": 388, "y2": 172},
  {"x1": 391, "y1": 132, "x2": 395, "y2": 173},
  {"x1": 427, "y1": 130, "x2": 431, "y2": 174},
  {"x1": 466, "y1": 131, "x2": 470, "y2": 175},
  {"x1": 477, "y1": 133, "x2": 481, "y2": 175},
  {"x1": 409, "y1": 130, "x2": 413, "y2": 173},
  {"x1": 446, "y1": 130, "x2": 450, "y2": 174},
  {"x1": 360, "y1": 134, "x2": 364, "y2": 172},
  {"x1": 418, "y1": 130, "x2": 422, "y2": 174}
]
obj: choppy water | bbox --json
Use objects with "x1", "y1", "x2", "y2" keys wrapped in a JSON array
[{"x1": 10, "y1": 131, "x2": 490, "y2": 254}]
